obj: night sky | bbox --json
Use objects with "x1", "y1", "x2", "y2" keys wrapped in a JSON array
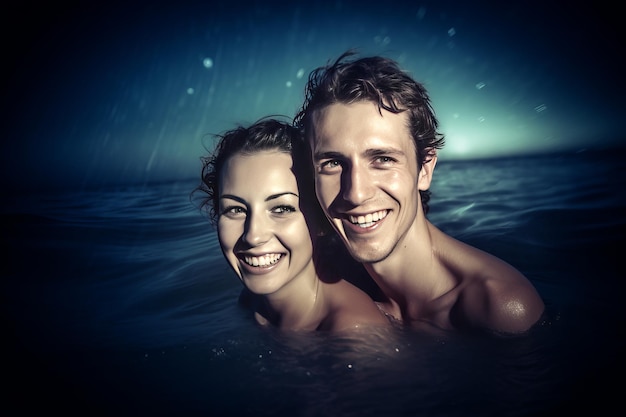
[{"x1": 3, "y1": 1, "x2": 623, "y2": 191}]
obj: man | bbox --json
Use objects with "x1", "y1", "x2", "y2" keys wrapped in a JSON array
[{"x1": 294, "y1": 51, "x2": 545, "y2": 335}]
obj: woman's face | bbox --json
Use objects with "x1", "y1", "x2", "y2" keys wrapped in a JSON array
[{"x1": 217, "y1": 150, "x2": 315, "y2": 295}]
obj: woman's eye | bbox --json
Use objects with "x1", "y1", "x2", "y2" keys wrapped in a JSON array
[
  {"x1": 272, "y1": 205, "x2": 297, "y2": 214},
  {"x1": 222, "y1": 206, "x2": 246, "y2": 216}
]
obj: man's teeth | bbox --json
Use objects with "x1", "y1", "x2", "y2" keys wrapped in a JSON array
[
  {"x1": 244, "y1": 254, "x2": 282, "y2": 267},
  {"x1": 349, "y1": 210, "x2": 388, "y2": 228}
]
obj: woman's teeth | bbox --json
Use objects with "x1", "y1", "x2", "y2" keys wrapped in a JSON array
[{"x1": 244, "y1": 254, "x2": 282, "y2": 267}]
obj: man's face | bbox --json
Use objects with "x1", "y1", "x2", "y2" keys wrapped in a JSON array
[{"x1": 309, "y1": 101, "x2": 429, "y2": 263}]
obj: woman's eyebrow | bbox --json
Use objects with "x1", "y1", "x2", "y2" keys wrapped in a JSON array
[
  {"x1": 220, "y1": 194, "x2": 245, "y2": 204},
  {"x1": 266, "y1": 192, "x2": 299, "y2": 202},
  {"x1": 220, "y1": 192, "x2": 299, "y2": 204}
]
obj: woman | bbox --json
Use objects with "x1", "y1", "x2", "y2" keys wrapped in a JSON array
[{"x1": 195, "y1": 118, "x2": 390, "y2": 332}]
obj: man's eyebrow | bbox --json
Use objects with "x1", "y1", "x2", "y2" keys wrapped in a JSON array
[
  {"x1": 313, "y1": 151, "x2": 344, "y2": 161},
  {"x1": 364, "y1": 147, "x2": 405, "y2": 158},
  {"x1": 314, "y1": 148, "x2": 405, "y2": 160}
]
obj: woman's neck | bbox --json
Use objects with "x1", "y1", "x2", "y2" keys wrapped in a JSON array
[{"x1": 258, "y1": 262, "x2": 323, "y2": 330}]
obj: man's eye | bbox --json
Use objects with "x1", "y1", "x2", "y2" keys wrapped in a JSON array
[
  {"x1": 374, "y1": 156, "x2": 396, "y2": 165},
  {"x1": 272, "y1": 205, "x2": 297, "y2": 214},
  {"x1": 320, "y1": 160, "x2": 341, "y2": 170}
]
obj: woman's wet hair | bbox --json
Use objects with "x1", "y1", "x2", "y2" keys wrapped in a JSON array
[{"x1": 194, "y1": 117, "x2": 329, "y2": 233}]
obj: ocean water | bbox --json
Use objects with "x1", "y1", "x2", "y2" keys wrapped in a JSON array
[{"x1": 4, "y1": 148, "x2": 625, "y2": 416}]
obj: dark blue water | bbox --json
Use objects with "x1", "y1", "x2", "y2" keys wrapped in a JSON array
[{"x1": 4, "y1": 148, "x2": 625, "y2": 416}]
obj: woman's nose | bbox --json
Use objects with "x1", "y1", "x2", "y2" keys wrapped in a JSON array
[{"x1": 242, "y1": 212, "x2": 272, "y2": 246}]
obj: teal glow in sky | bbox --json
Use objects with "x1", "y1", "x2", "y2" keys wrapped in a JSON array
[{"x1": 3, "y1": 1, "x2": 623, "y2": 191}]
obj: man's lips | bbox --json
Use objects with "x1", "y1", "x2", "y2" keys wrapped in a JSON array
[{"x1": 346, "y1": 210, "x2": 389, "y2": 228}]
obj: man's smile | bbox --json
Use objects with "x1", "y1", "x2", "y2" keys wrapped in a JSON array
[{"x1": 344, "y1": 210, "x2": 389, "y2": 228}]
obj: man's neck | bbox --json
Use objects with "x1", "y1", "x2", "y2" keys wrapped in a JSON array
[{"x1": 364, "y1": 220, "x2": 455, "y2": 310}]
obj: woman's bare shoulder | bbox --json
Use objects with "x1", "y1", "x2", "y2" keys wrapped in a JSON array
[{"x1": 320, "y1": 280, "x2": 391, "y2": 332}]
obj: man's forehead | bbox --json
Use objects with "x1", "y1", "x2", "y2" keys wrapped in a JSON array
[{"x1": 309, "y1": 103, "x2": 410, "y2": 140}]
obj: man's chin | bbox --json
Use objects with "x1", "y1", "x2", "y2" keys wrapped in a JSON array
[{"x1": 345, "y1": 244, "x2": 389, "y2": 264}]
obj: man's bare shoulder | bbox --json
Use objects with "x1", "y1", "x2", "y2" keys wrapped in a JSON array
[
  {"x1": 438, "y1": 233, "x2": 545, "y2": 334},
  {"x1": 458, "y1": 271, "x2": 545, "y2": 335}
]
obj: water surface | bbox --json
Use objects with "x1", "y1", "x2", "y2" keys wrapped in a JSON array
[{"x1": 4, "y1": 149, "x2": 624, "y2": 416}]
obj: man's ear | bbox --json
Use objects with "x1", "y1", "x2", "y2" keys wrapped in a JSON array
[{"x1": 418, "y1": 152, "x2": 437, "y2": 191}]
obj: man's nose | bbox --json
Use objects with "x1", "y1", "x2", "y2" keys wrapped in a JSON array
[{"x1": 342, "y1": 164, "x2": 373, "y2": 205}]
